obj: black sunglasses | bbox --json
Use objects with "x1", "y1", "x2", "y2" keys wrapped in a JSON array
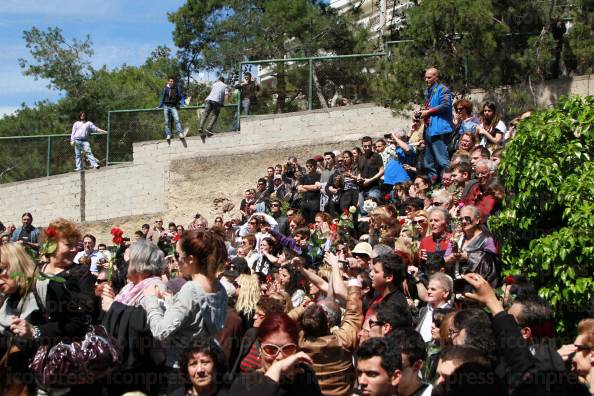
[{"x1": 369, "y1": 319, "x2": 385, "y2": 328}]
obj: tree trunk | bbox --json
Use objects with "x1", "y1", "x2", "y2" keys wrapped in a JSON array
[
  {"x1": 275, "y1": 62, "x2": 286, "y2": 113},
  {"x1": 311, "y1": 63, "x2": 328, "y2": 109}
]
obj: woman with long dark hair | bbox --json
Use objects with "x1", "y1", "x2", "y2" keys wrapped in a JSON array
[
  {"x1": 142, "y1": 229, "x2": 229, "y2": 393},
  {"x1": 477, "y1": 102, "x2": 505, "y2": 146}
]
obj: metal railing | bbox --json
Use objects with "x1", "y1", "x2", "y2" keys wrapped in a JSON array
[
  {"x1": 106, "y1": 104, "x2": 238, "y2": 165},
  {"x1": 0, "y1": 132, "x2": 107, "y2": 184}
]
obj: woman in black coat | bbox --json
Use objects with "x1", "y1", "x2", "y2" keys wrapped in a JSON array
[{"x1": 9, "y1": 218, "x2": 100, "y2": 395}]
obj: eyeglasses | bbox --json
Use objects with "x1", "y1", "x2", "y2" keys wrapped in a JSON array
[
  {"x1": 461, "y1": 216, "x2": 474, "y2": 223},
  {"x1": 368, "y1": 319, "x2": 385, "y2": 328},
  {"x1": 260, "y1": 343, "x2": 298, "y2": 358},
  {"x1": 271, "y1": 203, "x2": 280, "y2": 207}
]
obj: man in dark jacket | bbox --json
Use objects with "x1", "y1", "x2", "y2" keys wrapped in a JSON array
[{"x1": 158, "y1": 76, "x2": 187, "y2": 142}]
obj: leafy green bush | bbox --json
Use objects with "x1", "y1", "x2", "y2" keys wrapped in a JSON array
[{"x1": 489, "y1": 95, "x2": 594, "y2": 334}]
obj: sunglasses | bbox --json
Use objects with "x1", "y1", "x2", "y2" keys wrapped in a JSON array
[
  {"x1": 574, "y1": 344, "x2": 593, "y2": 352},
  {"x1": 461, "y1": 216, "x2": 474, "y2": 223},
  {"x1": 260, "y1": 343, "x2": 298, "y2": 358},
  {"x1": 368, "y1": 319, "x2": 385, "y2": 328},
  {"x1": 271, "y1": 203, "x2": 280, "y2": 207},
  {"x1": 412, "y1": 219, "x2": 427, "y2": 225}
]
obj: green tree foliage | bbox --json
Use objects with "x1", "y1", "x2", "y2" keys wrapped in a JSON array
[
  {"x1": 0, "y1": 27, "x2": 188, "y2": 182},
  {"x1": 489, "y1": 95, "x2": 594, "y2": 333},
  {"x1": 169, "y1": 0, "x2": 370, "y2": 112},
  {"x1": 379, "y1": 0, "x2": 593, "y2": 110},
  {"x1": 18, "y1": 27, "x2": 94, "y2": 98}
]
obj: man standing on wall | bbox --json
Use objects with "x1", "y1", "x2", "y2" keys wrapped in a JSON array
[
  {"x1": 418, "y1": 67, "x2": 453, "y2": 183},
  {"x1": 199, "y1": 76, "x2": 228, "y2": 142},
  {"x1": 70, "y1": 111, "x2": 106, "y2": 171},
  {"x1": 159, "y1": 76, "x2": 187, "y2": 143}
]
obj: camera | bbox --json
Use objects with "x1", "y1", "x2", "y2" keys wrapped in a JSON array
[
  {"x1": 453, "y1": 275, "x2": 475, "y2": 294},
  {"x1": 413, "y1": 111, "x2": 422, "y2": 122}
]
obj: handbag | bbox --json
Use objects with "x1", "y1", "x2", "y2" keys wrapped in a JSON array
[{"x1": 28, "y1": 279, "x2": 121, "y2": 386}]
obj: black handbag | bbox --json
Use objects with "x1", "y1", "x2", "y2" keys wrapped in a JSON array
[
  {"x1": 28, "y1": 280, "x2": 121, "y2": 386},
  {"x1": 29, "y1": 323, "x2": 121, "y2": 385}
]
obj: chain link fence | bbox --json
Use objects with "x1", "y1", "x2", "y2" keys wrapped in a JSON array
[
  {"x1": 107, "y1": 105, "x2": 238, "y2": 164},
  {"x1": 241, "y1": 53, "x2": 385, "y2": 115},
  {"x1": 0, "y1": 134, "x2": 107, "y2": 184}
]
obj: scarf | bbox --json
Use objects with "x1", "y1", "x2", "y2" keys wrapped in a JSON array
[{"x1": 115, "y1": 276, "x2": 163, "y2": 306}]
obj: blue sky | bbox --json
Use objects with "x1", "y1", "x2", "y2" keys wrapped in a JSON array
[{"x1": 0, "y1": 0, "x2": 186, "y2": 118}]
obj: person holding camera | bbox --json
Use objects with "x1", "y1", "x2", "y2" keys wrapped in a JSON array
[
  {"x1": 239, "y1": 71, "x2": 259, "y2": 115},
  {"x1": 417, "y1": 67, "x2": 453, "y2": 183}
]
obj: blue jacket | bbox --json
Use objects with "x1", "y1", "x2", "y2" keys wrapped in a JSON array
[
  {"x1": 424, "y1": 82, "x2": 453, "y2": 137},
  {"x1": 159, "y1": 84, "x2": 185, "y2": 108},
  {"x1": 10, "y1": 226, "x2": 41, "y2": 243}
]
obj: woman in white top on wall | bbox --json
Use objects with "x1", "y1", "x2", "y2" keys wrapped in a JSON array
[{"x1": 70, "y1": 111, "x2": 106, "y2": 171}]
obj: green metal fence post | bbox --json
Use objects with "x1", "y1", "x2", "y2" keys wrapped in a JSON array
[
  {"x1": 106, "y1": 111, "x2": 111, "y2": 166},
  {"x1": 308, "y1": 58, "x2": 313, "y2": 111},
  {"x1": 238, "y1": 62, "x2": 243, "y2": 129},
  {"x1": 46, "y1": 136, "x2": 52, "y2": 177}
]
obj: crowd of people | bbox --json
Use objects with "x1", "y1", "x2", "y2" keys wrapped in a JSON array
[{"x1": 0, "y1": 67, "x2": 592, "y2": 396}]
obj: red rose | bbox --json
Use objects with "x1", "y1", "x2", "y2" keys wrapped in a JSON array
[
  {"x1": 343, "y1": 208, "x2": 349, "y2": 215},
  {"x1": 173, "y1": 234, "x2": 180, "y2": 242},
  {"x1": 504, "y1": 275, "x2": 515, "y2": 285},
  {"x1": 384, "y1": 193, "x2": 391, "y2": 201},
  {"x1": 110, "y1": 227, "x2": 124, "y2": 237},
  {"x1": 45, "y1": 227, "x2": 58, "y2": 238},
  {"x1": 266, "y1": 275, "x2": 273, "y2": 283}
]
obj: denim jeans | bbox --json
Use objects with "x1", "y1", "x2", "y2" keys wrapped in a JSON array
[
  {"x1": 423, "y1": 133, "x2": 450, "y2": 181},
  {"x1": 200, "y1": 100, "x2": 222, "y2": 131},
  {"x1": 163, "y1": 106, "x2": 182, "y2": 137},
  {"x1": 74, "y1": 140, "x2": 99, "y2": 170},
  {"x1": 241, "y1": 97, "x2": 251, "y2": 115}
]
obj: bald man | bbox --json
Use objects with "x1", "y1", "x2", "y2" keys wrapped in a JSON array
[{"x1": 419, "y1": 67, "x2": 453, "y2": 183}]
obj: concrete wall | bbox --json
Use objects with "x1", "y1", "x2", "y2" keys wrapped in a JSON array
[
  {"x1": 0, "y1": 104, "x2": 406, "y2": 226},
  {"x1": 1, "y1": 72, "x2": 591, "y2": 227}
]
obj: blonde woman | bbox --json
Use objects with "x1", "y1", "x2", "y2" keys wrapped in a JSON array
[
  {"x1": 235, "y1": 273, "x2": 261, "y2": 328},
  {"x1": 0, "y1": 244, "x2": 38, "y2": 396},
  {"x1": 0, "y1": 243, "x2": 38, "y2": 333}
]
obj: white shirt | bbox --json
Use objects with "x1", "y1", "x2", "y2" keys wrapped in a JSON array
[
  {"x1": 419, "y1": 302, "x2": 449, "y2": 342},
  {"x1": 71, "y1": 121, "x2": 100, "y2": 141},
  {"x1": 74, "y1": 250, "x2": 105, "y2": 273},
  {"x1": 205, "y1": 81, "x2": 228, "y2": 104}
]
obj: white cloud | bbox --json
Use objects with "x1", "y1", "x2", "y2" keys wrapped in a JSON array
[{"x1": 0, "y1": 106, "x2": 19, "y2": 118}]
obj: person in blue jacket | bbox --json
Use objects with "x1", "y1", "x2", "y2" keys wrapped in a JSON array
[
  {"x1": 159, "y1": 76, "x2": 187, "y2": 142},
  {"x1": 418, "y1": 68, "x2": 453, "y2": 183}
]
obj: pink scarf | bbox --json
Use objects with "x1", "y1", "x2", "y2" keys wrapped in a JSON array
[{"x1": 115, "y1": 276, "x2": 163, "y2": 306}]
